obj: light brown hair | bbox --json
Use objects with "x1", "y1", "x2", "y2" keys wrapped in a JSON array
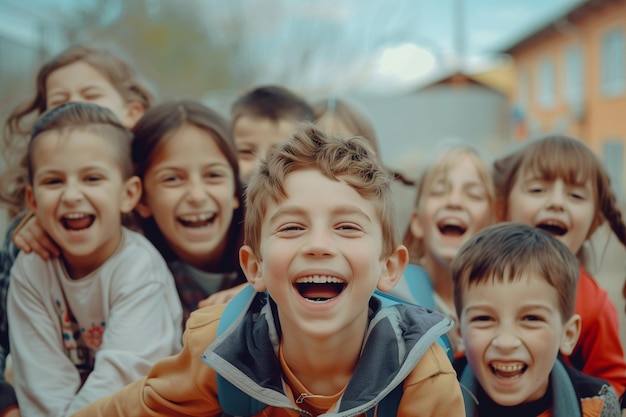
[
  {"x1": 1, "y1": 44, "x2": 154, "y2": 218},
  {"x1": 244, "y1": 123, "x2": 398, "y2": 259},
  {"x1": 402, "y1": 141, "x2": 495, "y2": 263},
  {"x1": 493, "y1": 135, "x2": 626, "y2": 249}
]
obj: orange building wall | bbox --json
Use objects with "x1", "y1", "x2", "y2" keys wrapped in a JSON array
[{"x1": 509, "y1": 0, "x2": 626, "y2": 199}]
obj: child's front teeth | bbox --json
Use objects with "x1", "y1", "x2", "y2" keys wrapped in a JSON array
[
  {"x1": 65, "y1": 213, "x2": 87, "y2": 219},
  {"x1": 180, "y1": 213, "x2": 212, "y2": 222},
  {"x1": 296, "y1": 275, "x2": 343, "y2": 284}
]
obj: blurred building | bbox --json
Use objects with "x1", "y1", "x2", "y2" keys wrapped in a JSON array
[
  {"x1": 351, "y1": 71, "x2": 509, "y2": 176},
  {"x1": 503, "y1": 0, "x2": 626, "y2": 200}
]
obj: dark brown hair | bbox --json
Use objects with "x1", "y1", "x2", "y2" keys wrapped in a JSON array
[
  {"x1": 231, "y1": 85, "x2": 315, "y2": 127},
  {"x1": 131, "y1": 100, "x2": 244, "y2": 272},
  {"x1": 451, "y1": 222, "x2": 580, "y2": 321},
  {"x1": 28, "y1": 102, "x2": 134, "y2": 181}
]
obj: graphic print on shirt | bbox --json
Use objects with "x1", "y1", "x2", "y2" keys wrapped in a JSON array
[{"x1": 55, "y1": 297, "x2": 105, "y2": 383}]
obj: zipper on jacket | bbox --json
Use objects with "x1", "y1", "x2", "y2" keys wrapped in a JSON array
[{"x1": 295, "y1": 393, "x2": 310, "y2": 404}]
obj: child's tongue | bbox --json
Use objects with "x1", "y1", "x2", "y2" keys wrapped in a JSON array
[{"x1": 299, "y1": 283, "x2": 341, "y2": 300}]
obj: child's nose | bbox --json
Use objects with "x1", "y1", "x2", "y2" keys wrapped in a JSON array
[
  {"x1": 546, "y1": 189, "x2": 566, "y2": 210},
  {"x1": 445, "y1": 187, "x2": 463, "y2": 207},
  {"x1": 302, "y1": 229, "x2": 335, "y2": 257},
  {"x1": 185, "y1": 178, "x2": 207, "y2": 203},
  {"x1": 491, "y1": 328, "x2": 522, "y2": 350},
  {"x1": 61, "y1": 183, "x2": 83, "y2": 204}
]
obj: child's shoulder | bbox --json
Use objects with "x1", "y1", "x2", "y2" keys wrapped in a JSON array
[
  {"x1": 98, "y1": 227, "x2": 172, "y2": 284},
  {"x1": 183, "y1": 303, "x2": 227, "y2": 349},
  {"x1": 404, "y1": 342, "x2": 457, "y2": 384},
  {"x1": 110, "y1": 227, "x2": 168, "y2": 267},
  {"x1": 562, "y1": 358, "x2": 616, "y2": 396},
  {"x1": 12, "y1": 247, "x2": 51, "y2": 279},
  {"x1": 560, "y1": 359, "x2": 621, "y2": 414}
]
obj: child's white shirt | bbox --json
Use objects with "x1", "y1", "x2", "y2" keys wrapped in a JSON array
[{"x1": 7, "y1": 227, "x2": 182, "y2": 417}]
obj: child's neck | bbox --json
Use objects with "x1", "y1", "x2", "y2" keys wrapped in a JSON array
[
  {"x1": 280, "y1": 319, "x2": 367, "y2": 395},
  {"x1": 62, "y1": 230, "x2": 123, "y2": 280}
]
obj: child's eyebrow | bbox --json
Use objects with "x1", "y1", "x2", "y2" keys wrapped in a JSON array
[{"x1": 268, "y1": 205, "x2": 372, "y2": 224}]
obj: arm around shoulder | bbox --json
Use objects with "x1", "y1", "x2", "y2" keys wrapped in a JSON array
[
  {"x1": 398, "y1": 343, "x2": 464, "y2": 417},
  {"x1": 70, "y1": 304, "x2": 227, "y2": 417}
]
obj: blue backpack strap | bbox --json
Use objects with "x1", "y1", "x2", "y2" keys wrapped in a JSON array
[
  {"x1": 373, "y1": 290, "x2": 454, "y2": 362},
  {"x1": 216, "y1": 285, "x2": 268, "y2": 417},
  {"x1": 402, "y1": 264, "x2": 436, "y2": 310}
]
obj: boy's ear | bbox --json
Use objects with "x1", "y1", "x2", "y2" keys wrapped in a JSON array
[
  {"x1": 559, "y1": 313, "x2": 581, "y2": 356},
  {"x1": 240, "y1": 245, "x2": 266, "y2": 292},
  {"x1": 25, "y1": 185, "x2": 37, "y2": 212},
  {"x1": 122, "y1": 102, "x2": 145, "y2": 128},
  {"x1": 377, "y1": 244, "x2": 409, "y2": 292},
  {"x1": 409, "y1": 210, "x2": 424, "y2": 239},
  {"x1": 120, "y1": 176, "x2": 142, "y2": 214}
]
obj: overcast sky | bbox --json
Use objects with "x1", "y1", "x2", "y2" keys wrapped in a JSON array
[
  {"x1": 197, "y1": 0, "x2": 584, "y2": 94},
  {"x1": 5, "y1": 0, "x2": 584, "y2": 94}
]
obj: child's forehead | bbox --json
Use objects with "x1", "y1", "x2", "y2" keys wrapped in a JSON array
[
  {"x1": 35, "y1": 127, "x2": 109, "y2": 146},
  {"x1": 464, "y1": 269, "x2": 554, "y2": 292},
  {"x1": 263, "y1": 169, "x2": 368, "y2": 210},
  {"x1": 31, "y1": 128, "x2": 121, "y2": 165},
  {"x1": 421, "y1": 153, "x2": 488, "y2": 191},
  {"x1": 463, "y1": 272, "x2": 560, "y2": 306}
]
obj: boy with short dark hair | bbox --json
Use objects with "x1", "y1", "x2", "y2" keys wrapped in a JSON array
[
  {"x1": 8, "y1": 102, "x2": 182, "y2": 417},
  {"x1": 451, "y1": 222, "x2": 620, "y2": 416},
  {"x1": 230, "y1": 85, "x2": 315, "y2": 183},
  {"x1": 71, "y1": 123, "x2": 464, "y2": 416}
]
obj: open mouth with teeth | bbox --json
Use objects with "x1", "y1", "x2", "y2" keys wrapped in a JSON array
[
  {"x1": 490, "y1": 362, "x2": 527, "y2": 378},
  {"x1": 535, "y1": 220, "x2": 568, "y2": 237},
  {"x1": 294, "y1": 275, "x2": 346, "y2": 303},
  {"x1": 177, "y1": 213, "x2": 216, "y2": 228},
  {"x1": 437, "y1": 220, "x2": 467, "y2": 236},
  {"x1": 61, "y1": 213, "x2": 95, "y2": 231}
]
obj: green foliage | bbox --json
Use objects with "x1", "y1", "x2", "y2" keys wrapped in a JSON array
[{"x1": 70, "y1": 0, "x2": 236, "y2": 101}]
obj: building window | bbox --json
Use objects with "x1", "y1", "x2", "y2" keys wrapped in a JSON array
[
  {"x1": 601, "y1": 28, "x2": 625, "y2": 97},
  {"x1": 517, "y1": 68, "x2": 530, "y2": 113},
  {"x1": 537, "y1": 58, "x2": 555, "y2": 109},
  {"x1": 564, "y1": 45, "x2": 584, "y2": 118},
  {"x1": 603, "y1": 139, "x2": 624, "y2": 201}
]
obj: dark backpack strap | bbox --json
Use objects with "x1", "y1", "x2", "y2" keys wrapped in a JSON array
[{"x1": 216, "y1": 285, "x2": 268, "y2": 417}]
